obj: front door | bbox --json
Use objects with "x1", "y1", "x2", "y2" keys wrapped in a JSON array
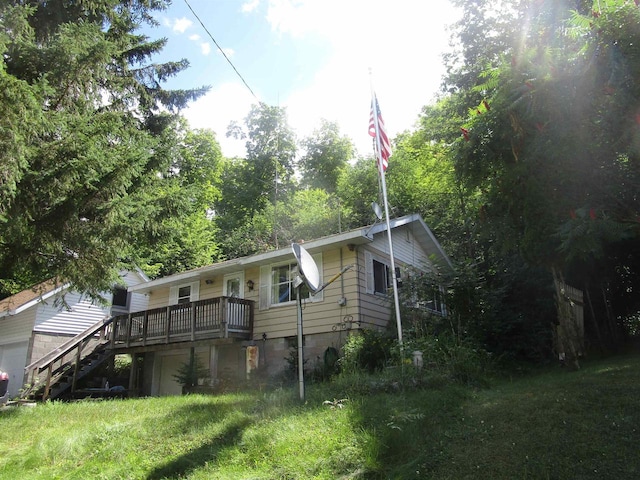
[
  {"x1": 223, "y1": 272, "x2": 244, "y2": 298},
  {"x1": 223, "y1": 272, "x2": 244, "y2": 324}
]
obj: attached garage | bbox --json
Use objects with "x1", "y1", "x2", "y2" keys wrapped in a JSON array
[{"x1": 0, "y1": 341, "x2": 29, "y2": 398}]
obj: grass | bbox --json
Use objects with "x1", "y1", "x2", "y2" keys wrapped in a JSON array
[{"x1": 1, "y1": 353, "x2": 639, "y2": 479}]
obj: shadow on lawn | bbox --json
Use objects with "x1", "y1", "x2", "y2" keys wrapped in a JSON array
[{"x1": 146, "y1": 412, "x2": 253, "y2": 480}]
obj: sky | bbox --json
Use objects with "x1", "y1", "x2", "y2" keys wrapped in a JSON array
[{"x1": 147, "y1": 0, "x2": 462, "y2": 158}]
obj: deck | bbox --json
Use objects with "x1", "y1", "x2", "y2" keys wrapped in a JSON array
[
  {"x1": 22, "y1": 296, "x2": 254, "y2": 401},
  {"x1": 111, "y1": 296, "x2": 255, "y2": 348}
]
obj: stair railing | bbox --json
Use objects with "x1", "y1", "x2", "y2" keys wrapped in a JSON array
[{"x1": 22, "y1": 316, "x2": 115, "y2": 400}]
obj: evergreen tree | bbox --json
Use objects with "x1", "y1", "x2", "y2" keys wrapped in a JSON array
[{"x1": 0, "y1": 1, "x2": 207, "y2": 298}]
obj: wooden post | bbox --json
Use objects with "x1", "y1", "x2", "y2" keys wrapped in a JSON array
[
  {"x1": 110, "y1": 317, "x2": 117, "y2": 348},
  {"x1": 71, "y1": 343, "x2": 83, "y2": 394},
  {"x1": 43, "y1": 364, "x2": 53, "y2": 401},
  {"x1": 142, "y1": 312, "x2": 148, "y2": 347},
  {"x1": 221, "y1": 298, "x2": 228, "y2": 338},
  {"x1": 191, "y1": 303, "x2": 197, "y2": 341},
  {"x1": 165, "y1": 306, "x2": 172, "y2": 344},
  {"x1": 126, "y1": 313, "x2": 133, "y2": 348},
  {"x1": 128, "y1": 354, "x2": 138, "y2": 396},
  {"x1": 248, "y1": 300, "x2": 255, "y2": 334}
]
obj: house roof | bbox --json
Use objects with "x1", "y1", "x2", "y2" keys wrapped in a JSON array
[
  {"x1": 0, "y1": 269, "x2": 150, "y2": 317},
  {"x1": 0, "y1": 279, "x2": 67, "y2": 318},
  {"x1": 130, "y1": 213, "x2": 454, "y2": 294}
]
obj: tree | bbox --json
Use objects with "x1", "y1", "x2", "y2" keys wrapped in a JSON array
[
  {"x1": 0, "y1": 1, "x2": 207, "y2": 298},
  {"x1": 335, "y1": 156, "x2": 381, "y2": 230},
  {"x1": 132, "y1": 125, "x2": 223, "y2": 278},
  {"x1": 216, "y1": 103, "x2": 297, "y2": 256},
  {"x1": 299, "y1": 120, "x2": 353, "y2": 193},
  {"x1": 223, "y1": 103, "x2": 297, "y2": 223},
  {"x1": 445, "y1": 0, "x2": 640, "y2": 353}
]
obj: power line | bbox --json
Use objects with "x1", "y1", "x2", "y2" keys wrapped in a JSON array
[{"x1": 182, "y1": 0, "x2": 260, "y2": 102}]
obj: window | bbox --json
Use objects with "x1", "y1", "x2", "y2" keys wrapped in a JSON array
[
  {"x1": 259, "y1": 253, "x2": 323, "y2": 310},
  {"x1": 366, "y1": 251, "x2": 394, "y2": 296},
  {"x1": 271, "y1": 263, "x2": 310, "y2": 305},
  {"x1": 424, "y1": 286, "x2": 445, "y2": 315},
  {"x1": 373, "y1": 259, "x2": 390, "y2": 294},
  {"x1": 177, "y1": 286, "x2": 191, "y2": 304},
  {"x1": 365, "y1": 251, "x2": 405, "y2": 296},
  {"x1": 169, "y1": 281, "x2": 200, "y2": 305},
  {"x1": 111, "y1": 286, "x2": 129, "y2": 309},
  {"x1": 409, "y1": 280, "x2": 446, "y2": 316}
]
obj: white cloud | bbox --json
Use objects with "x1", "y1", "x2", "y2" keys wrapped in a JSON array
[
  {"x1": 183, "y1": 83, "x2": 257, "y2": 158},
  {"x1": 189, "y1": 34, "x2": 201, "y2": 41},
  {"x1": 200, "y1": 42, "x2": 211, "y2": 55},
  {"x1": 180, "y1": 0, "x2": 461, "y2": 160},
  {"x1": 172, "y1": 17, "x2": 193, "y2": 34},
  {"x1": 241, "y1": 0, "x2": 261, "y2": 13},
  {"x1": 266, "y1": 0, "x2": 461, "y2": 155}
]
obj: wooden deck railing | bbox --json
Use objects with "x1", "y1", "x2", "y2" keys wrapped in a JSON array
[
  {"x1": 22, "y1": 296, "x2": 254, "y2": 400},
  {"x1": 110, "y1": 296, "x2": 254, "y2": 348}
]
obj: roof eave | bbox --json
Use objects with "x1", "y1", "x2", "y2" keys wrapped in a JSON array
[{"x1": 129, "y1": 229, "x2": 372, "y2": 294}]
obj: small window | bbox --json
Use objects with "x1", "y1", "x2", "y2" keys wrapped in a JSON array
[
  {"x1": 411, "y1": 284, "x2": 446, "y2": 316},
  {"x1": 177, "y1": 286, "x2": 191, "y2": 304},
  {"x1": 271, "y1": 263, "x2": 310, "y2": 305},
  {"x1": 169, "y1": 281, "x2": 200, "y2": 306},
  {"x1": 112, "y1": 286, "x2": 128, "y2": 309},
  {"x1": 425, "y1": 287, "x2": 445, "y2": 314},
  {"x1": 373, "y1": 259, "x2": 390, "y2": 294}
]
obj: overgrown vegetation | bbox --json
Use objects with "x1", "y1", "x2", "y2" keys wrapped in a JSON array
[
  {"x1": 173, "y1": 353, "x2": 210, "y2": 389},
  {"x1": 2, "y1": 353, "x2": 639, "y2": 479}
]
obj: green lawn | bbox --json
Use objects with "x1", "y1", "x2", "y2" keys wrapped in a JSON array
[{"x1": 1, "y1": 354, "x2": 639, "y2": 479}]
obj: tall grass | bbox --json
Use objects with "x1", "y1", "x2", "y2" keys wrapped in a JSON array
[{"x1": 1, "y1": 354, "x2": 639, "y2": 479}]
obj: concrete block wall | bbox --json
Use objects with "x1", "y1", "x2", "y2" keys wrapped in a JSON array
[
  {"x1": 260, "y1": 330, "x2": 350, "y2": 378},
  {"x1": 25, "y1": 332, "x2": 104, "y2": 391}
]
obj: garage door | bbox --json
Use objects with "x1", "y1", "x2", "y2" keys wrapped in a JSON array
[
  {"x1": 0, "y1": 342, "x2": 29, "y2": 398},
  {"x1": 157, "y1": 352, "x2": 189, "y2": 396}
]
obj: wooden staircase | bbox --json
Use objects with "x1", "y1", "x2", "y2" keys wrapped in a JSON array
[{"x1": 22, "y1": 317, "x2": 115, "y2": 401}]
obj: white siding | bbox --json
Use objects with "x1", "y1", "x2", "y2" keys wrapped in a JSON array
[
  {"x1": 128, "y1": 291, "x2": 149, "y2": 314},
  {"x1": 370, "y1": 226, "x2": 433, "y2": 272},
  {"x1": 0, "y1": 308, "x2": 35, "y2": 344},
  {"x1": 0, "y1": 341, "x2": 29, "y2": 398},
  {"x1": 34, "y1": 291, "x2": 110, "y2": 335},
  {"x1": 360, "y1": 225, "x2": 440, "y2": 330},
  {"x1": 119, "y1": 271, "x2": 149, "y2": 313}
]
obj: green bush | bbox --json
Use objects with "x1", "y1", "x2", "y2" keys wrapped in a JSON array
[
  {"x1": 402, "y1": 334, "x2": 493, "y2": 386},
  {"x1": 340, "y1": 329, "x2": 395, "y2": 374}
]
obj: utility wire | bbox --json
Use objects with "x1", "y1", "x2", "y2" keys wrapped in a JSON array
[{"x1": 183, "y1": 0, "x2": 261, "y2": 102}]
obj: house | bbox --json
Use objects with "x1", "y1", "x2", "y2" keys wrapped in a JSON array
[
  {"x1": 0, "y1": 270, "x2": 149, "y2": 399},
  {"x1": 16, "y1": 214, "x2": 453, "y2": 400},
  {"x1": 115, "y1": 213, "x2": 454, "y2": 396}
]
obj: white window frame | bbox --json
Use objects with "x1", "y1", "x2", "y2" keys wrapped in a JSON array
[
  {"x1": 406, "y1": 271, "x2": 447, "y2": 317},
  {"x1": 259, "y1": 253, "x2": 323, "y2": 310},
  {"x1": 423, "y1": 285, "x2": 446, "y2": 316},
  {"x1": 169, "y1": 281, "x2": 200, "y2": 305},
  {"x1": 365, "y1": 250, "x2": 393, "y2": 296}
]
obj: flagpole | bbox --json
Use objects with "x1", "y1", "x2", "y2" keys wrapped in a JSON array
[{"x1": 369, "y1": 78, "x2": 403, "y2": 346}]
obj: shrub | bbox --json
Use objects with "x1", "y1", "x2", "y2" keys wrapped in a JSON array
[
  {"x1": 402, "y1": 334, "x2": 493, "y2": 386},
  {"x1": 340, "y1": 329, "x2": 395, "y2": 374}
]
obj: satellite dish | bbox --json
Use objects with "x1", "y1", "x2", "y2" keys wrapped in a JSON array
[
  {"x1": 292, "y1": 243, "x2": 321, "y2": 292},
  {"x1": 372, "y1": 202, "x2": 383, "y2": 220}
]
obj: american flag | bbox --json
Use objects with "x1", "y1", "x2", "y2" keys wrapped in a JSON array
[{"x1": 368, "y1": 94, "x2": 392, "y2": 171}]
